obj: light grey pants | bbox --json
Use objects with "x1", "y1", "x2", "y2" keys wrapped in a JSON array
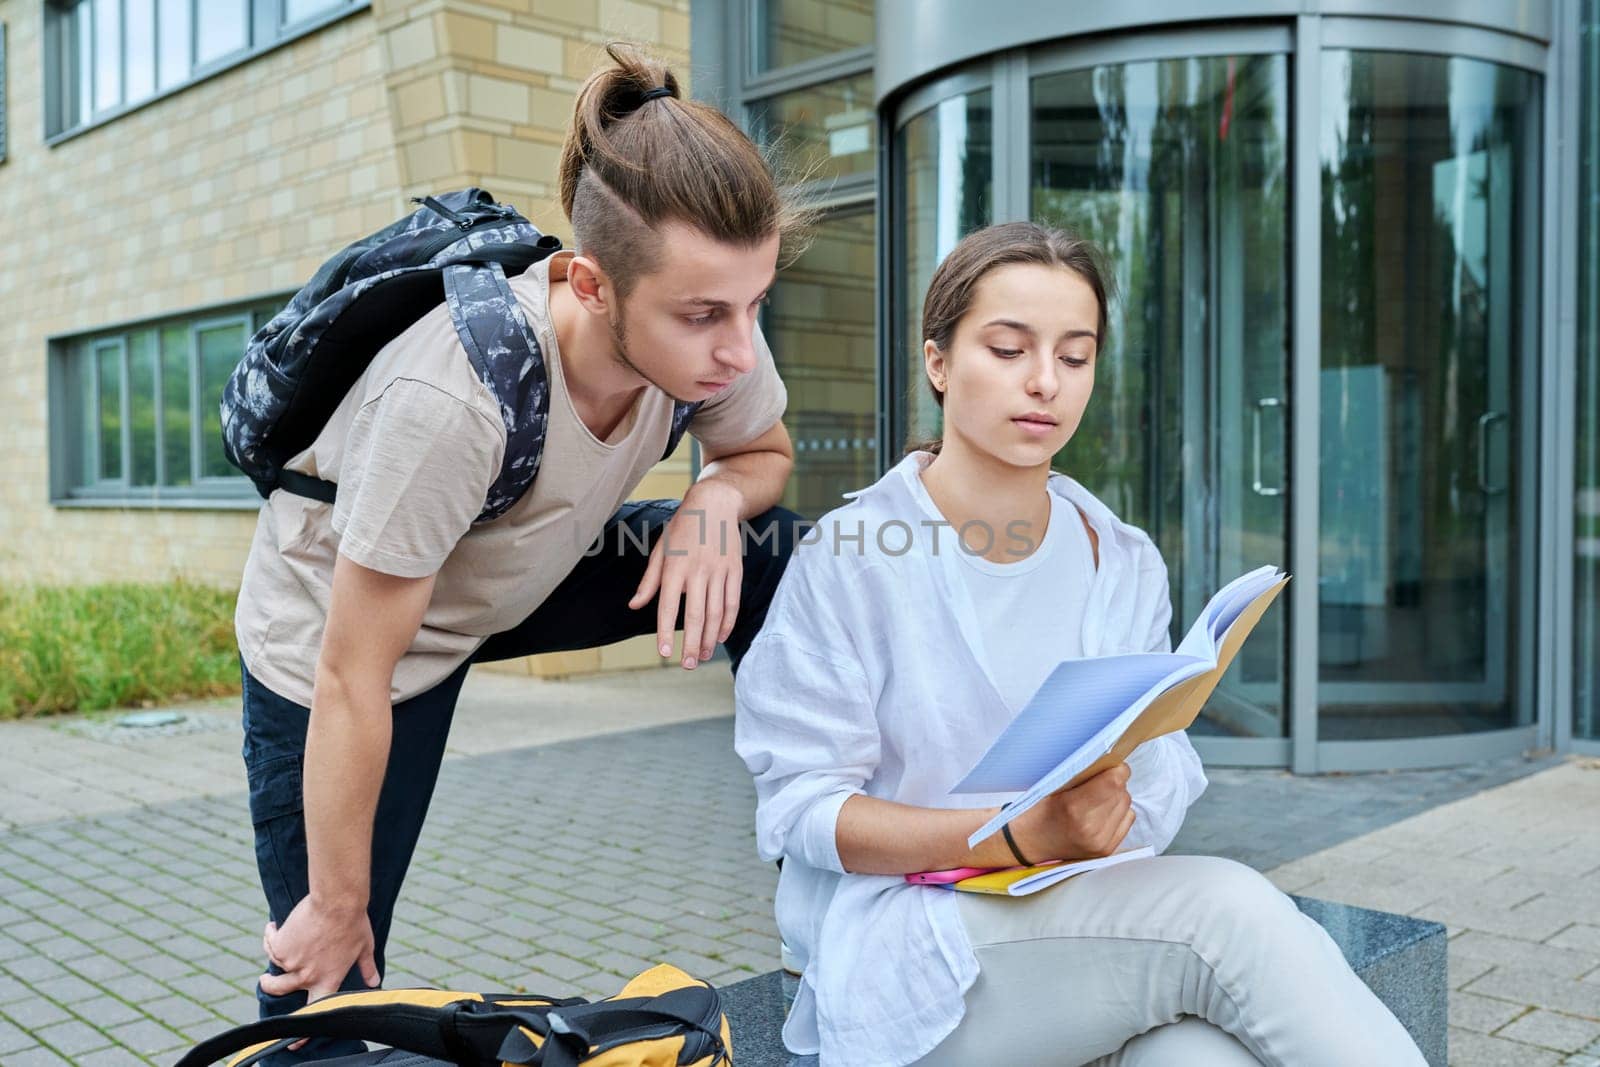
[{"x1": 918, "y1": 855, "x2": 1427, "y2": 1067}]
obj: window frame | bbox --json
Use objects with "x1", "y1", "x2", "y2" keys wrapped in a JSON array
[
  {"x1": 48, "y1": 297, "x2": 292, "y2": 510},
  {"x1": 42, "y1": 0, "x2": 369, "y2": 145}
]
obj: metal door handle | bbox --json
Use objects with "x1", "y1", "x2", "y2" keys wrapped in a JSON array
[
  {"x1": 1252, "y1": 397, "x2": 1284, "y2": 497},
  {"x1": 1478, "y1": 411, "x2": 1508, "y2": 495}
]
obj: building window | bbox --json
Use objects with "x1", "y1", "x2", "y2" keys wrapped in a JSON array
[
  {"x1": 763, "y1": 207, "x2": 878, "y2": 518},
  {"x1": 44, "y1": 0, "x2": 364, "y2": 140},
  {"x1": 696, "y1": 0, "x2": 878, "y2": 516},
  {"x1": 748, "y1": 73, "x2": 876, "y2": 185},
  {"x1": 51, "y1": 300, "x2": 285, "y2": 506},
  {"x1": 752, "y1": 0, "x2": 873, "y2": 75},
  {"x1": 284, "y1": 0, "x2": 347, "y2": 28}
]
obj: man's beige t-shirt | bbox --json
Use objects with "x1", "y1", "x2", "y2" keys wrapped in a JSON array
[{"x1": 236, "y1": 251, "x2": 788, "y2": 707}]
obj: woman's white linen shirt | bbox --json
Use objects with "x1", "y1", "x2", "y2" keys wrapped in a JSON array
[{"x1": 734, "y1": 453, "x2": 1208, "y2": 1067}]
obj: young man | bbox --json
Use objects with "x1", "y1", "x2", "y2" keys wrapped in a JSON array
[{"x1": 235, "y1": 46, "x2": 809, "y2": 1060}]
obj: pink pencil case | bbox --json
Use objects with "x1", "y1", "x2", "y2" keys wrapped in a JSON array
[{"x1": 906, "y1": 867, "x2": 993, "y2": 885}]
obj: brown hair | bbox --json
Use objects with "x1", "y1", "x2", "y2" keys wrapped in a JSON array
[
  {"x1": 558, "y1": 43, "x2": 812, "y2": 297},
  {"x1": 908, "y1": 221, "x2": 1115, "y2": 456}
]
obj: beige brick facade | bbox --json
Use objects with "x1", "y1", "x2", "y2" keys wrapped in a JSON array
[{"x1": 0, "y1": 0, "x2": 694, "y2": 677}]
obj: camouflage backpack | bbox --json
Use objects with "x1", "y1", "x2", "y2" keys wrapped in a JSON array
[{"x1": 220, "y1": 188, "x2": 702, "y2": 523}]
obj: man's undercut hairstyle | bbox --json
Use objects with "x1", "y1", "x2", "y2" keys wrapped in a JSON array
[{"x1": 557, "y1": 42, "x2": 814, "y2": 298}]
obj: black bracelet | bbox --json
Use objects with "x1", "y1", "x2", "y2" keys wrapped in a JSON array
[{"x1": 1001, "y1": 823, "x2": 1033, "y2": 867}]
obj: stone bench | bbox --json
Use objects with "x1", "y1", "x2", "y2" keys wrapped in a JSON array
[{"x1": 719, "y1": 895, "x2": 1447, "y2": 1066}]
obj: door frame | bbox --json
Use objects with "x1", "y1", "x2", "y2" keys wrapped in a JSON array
[
  {"x1": 1294, "y1": 15, "x2": 1548, "y2": 771},
  {"x1": 887, "y1": 16, "x2": 1556, "y2": 772}
]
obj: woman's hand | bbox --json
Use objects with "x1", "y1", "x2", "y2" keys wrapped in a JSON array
[
  {"x1": 630, "y1": 480, "x2": 746, "y2": 669},
  {"x1": 1012, "y1": 763, "x2": 1135, "y2": 863},
  {"x1": 835, "y1": 768, "x2": 1135, "y2": 875}
]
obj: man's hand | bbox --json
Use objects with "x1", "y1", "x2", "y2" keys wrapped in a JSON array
[
  {"x1": 629, "y1": 480, "x2": 746, "y2": 670},
  {"x1": 259, "y1": 895, "x2": 380, "y2": 1002},
  {"x1": 1013, "y1": 763, "x2": 1135, "y2": 862}
]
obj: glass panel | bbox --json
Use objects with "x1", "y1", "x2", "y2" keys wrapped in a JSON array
[
  {"x1": 157, "y1": 0, "x2": 191, "y2": 89},
  {"x1": 754, "y1": 0, "x2": 873, "y2": 73},
  {"x1": 73, "y1": 343, "x2": 97, "y2": 487},
  {"x1": 1319, "y1": 51, "x2": 1538, "y2": 738},
  {"x1": 95, "y1": 342, "x2": 123, "y2": 481},
  {"x1": 1032, "y1": 55, "x2": 1291, "y2": 738},
  {"x1": 161, "y1": 323, "x2": 193, "y2": 486},
  {"x1": 197, "y1": 322, "x2": 246, "y2": 479},
  {"x1": 1577, "y1": 0, "x2": 1600, "y2": 743},
  {"x1": 196, "y1": 0, "x2": 248, "y2": 67},
  {"x1": 1, "y1": 24, "x2": 7, "y2": 163},
  {"x1": 128, "y1": 331, "x2": 159, "y2": 487},
  {"x1": 897, "y1": 89, "x2": 993, "y2": 448},
  {"x1": 78, "y1": 3, "x2": 94, "y2": 125},
  {"x1": 765, "y1": 208, "x2": 877, "y2": 517},
  {"x1": 285, "y1": 0, "x2": 345, "y2": 25},
  {"x1": 124, "y1": 0, "x2": 155, "y2": 102},
  {"x1": 748, "y1": 74, "x2": 875, "y2": 185},
  {"x1": 92, "y1": 0, "x2": 121, "y2": 113}
]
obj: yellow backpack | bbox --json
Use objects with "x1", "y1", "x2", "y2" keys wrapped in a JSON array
[{"x1": 174, "y1": 964, "x2": 731, "y2": 1067}]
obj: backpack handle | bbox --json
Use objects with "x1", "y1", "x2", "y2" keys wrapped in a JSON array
[
  {"x1": 495, "y1": 1000, "x2": 729, "y2": 1067},
  {"x1": 172, "y1": 1000, "x2": 522, "y2": 1067},
  {"x1": 451, "y1": 238, "x2": 562, "y2": 278}
]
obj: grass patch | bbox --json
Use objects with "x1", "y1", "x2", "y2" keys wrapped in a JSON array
[{"x1": 0, "y1": 581, "x2": 240, "y2": 719}]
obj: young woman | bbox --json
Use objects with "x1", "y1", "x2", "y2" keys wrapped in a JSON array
[
  {"x1": 238, "y1": 45, "x2": 809, "y2": 1062},
  {"x1": 734, "y1": 222, "x2": 1426, "y2": 1066}
]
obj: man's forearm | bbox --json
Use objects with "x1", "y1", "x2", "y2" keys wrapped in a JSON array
[
  {"x1": 694, "y1": 448, "x2": 792, "y2": 520},
  {"x1": 302, "y1": 664, "x2": 392, "y2": 913}
]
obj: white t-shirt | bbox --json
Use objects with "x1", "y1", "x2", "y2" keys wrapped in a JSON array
[
  {"x1": 907, "y1": 477, "x2": 1097, "y2": 711},
  {"x1": 949, "y1": 494, "x2": 1096, "y2": 710}
]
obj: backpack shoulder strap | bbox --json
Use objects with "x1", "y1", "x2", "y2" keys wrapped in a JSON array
[
  {"x1": 664, "y1": 400, "x2": 703, "y2": 462},
  {"x1": 443, "y1": 260, "x2": 552, "y2": 524},
  {"x1": 448, "y1": 261, "x2": 708, "y2": 519}
]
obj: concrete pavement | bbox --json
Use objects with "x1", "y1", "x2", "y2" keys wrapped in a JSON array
[{"x1": 0, "y1": 666, "x2": 1590, "y2": 1064}]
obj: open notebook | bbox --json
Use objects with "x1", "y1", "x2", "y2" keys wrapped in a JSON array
[{"x1": 959, "y1": 565, "x2": 1290, "y2": 850}]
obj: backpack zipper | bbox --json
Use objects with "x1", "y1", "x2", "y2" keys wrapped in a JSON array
[
  {"x1": 414, "y1": 212, "x2": 519, "y2": 264},
  {"x1": 415, "y1": 195, "x2": 475, "y2": 230}
]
